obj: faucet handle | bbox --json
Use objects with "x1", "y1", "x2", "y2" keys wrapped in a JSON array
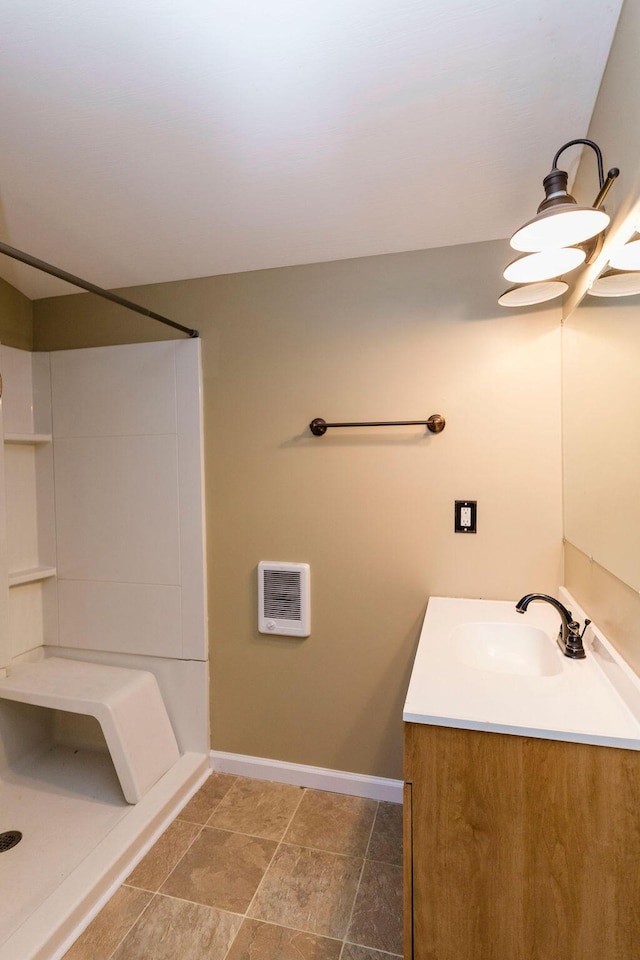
[{"x1": 579, "y1": 619, "x2": 592, "y2": 640}]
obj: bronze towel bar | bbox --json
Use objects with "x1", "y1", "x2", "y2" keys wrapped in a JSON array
[{"x1": 309, "y1": 415, "x2": 445, "y2": 436}]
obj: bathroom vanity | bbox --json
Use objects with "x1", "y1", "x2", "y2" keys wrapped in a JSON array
[{"x1": 403, "y1": 595, "x2": 640, "y2": 960}]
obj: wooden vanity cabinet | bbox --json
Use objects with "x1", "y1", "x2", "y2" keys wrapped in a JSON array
[{"x1": 403, "y1": 722, "x2": 640, "y2": 960}]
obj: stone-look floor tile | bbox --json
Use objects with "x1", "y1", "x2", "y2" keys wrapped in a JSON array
[
  {"x1": 208, "y1": 778, "x2": 303, "y2": 840},
  {"x1": 346, "y1": 860, "x2": 403, "y2": 956},
  {"x1": 284, "y1": 790, "x2": 378, "y2": 857},
  {"x1": 160, "y1": 826, "x2": 277, "y2": 913},
  {"x1": 111, "y1": 894, "x2": 243, "y2": 960},
  {"x1": 63, "y1": 885, "x2": 152, "y2": 960},
  {"x1": 126, "y1": 818, "x2": 202, "y2": 891},
  {"x1": 226, "y1": 918, "x2": 342, "y2": 959},
  {"x1": 177, "y1": 772, "x2": 238, "y2": 824},
  {"x1": 341, "y1": 945, "x2": 403, "y2": 959},
  {"x1": 248, "y1": 842, "x2": 362, "y2": 939},
  {"x1": 366, "y1": 802, "x2": 403, "y2": 866}
]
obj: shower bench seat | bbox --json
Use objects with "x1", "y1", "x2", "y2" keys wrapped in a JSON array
[{"x1": 0, "y1": 656, "x2": 180, "y2": 803}]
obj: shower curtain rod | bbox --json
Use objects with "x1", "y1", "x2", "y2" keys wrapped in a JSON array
[{"x1": 0, "y1": 240, "x2": 199, "y2": 338}]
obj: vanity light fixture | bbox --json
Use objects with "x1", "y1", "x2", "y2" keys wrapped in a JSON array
[
  {"x1": 499, "y1": 139, "x2": 619, "y2": 307},
  {"x1": 503, "y1": 247, "x2": 585, "y2": 284},
  {"x1": 510, "y1": 139, "x2": 618, "y2": 253},
  {"x1": 587, "y1": 268, "x2": 640, "y2": 298},
  {"x1": 608, "y1": 233, "x2": 640, "y2": 271},
  {"x1": 497, "y1": 280, "x2": 568, "y2": 308}
]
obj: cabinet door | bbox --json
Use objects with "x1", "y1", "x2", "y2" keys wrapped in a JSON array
[
  {"x1": 407, "y1": 723, "x2": 526, "y2": 960},
  {"x1": 406, "y1": 722, "x2": 640, "y2": 960}
]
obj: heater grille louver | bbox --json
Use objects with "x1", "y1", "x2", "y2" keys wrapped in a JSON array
[
  {"x1": 263, "y1": 570, "x2": 302, "y2": 621},
  {"x1": 258, "y1": 562, "x2": 310, "y2": 637}
]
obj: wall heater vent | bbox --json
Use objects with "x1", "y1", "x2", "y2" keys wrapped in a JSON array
[{"x1": 258, "y1": 561, "x2": 310, "y2": 637}]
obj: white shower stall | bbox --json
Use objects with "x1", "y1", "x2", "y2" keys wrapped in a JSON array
[{"x1": 0, "y1": 338, "x2": 209, "y2": 960}]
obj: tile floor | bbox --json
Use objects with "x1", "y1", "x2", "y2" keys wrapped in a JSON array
[{"x1": 63, "y1": 773, "x2": 404, "y2": 960}]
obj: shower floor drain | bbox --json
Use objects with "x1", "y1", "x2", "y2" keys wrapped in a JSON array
[{"x1": 0, "y1": 831, "x2": 22, "y2": 852}]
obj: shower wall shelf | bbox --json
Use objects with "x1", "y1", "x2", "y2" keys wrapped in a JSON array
[
  {"x1": 9, "y1": 566, "x2": 57, "y2": 588},
  {"x1": 4, "y1": 433, "x2": 52, "y2": 445},
  {"x1": 0, "y1": 345, "x2": 58, "y2": 667}
]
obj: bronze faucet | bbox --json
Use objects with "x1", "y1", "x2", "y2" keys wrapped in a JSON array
[{"x1": 515, "y1": 594, "x2": 590, "y2": 659}]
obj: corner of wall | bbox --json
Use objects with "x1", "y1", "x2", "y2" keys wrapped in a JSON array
[{"x1": 0, "y1": 276, "x2": 33, "y2": 351}]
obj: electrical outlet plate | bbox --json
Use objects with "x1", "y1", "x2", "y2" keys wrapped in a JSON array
[{"x1": 454, "y1": 500, "x2": 477, "y2": 534}]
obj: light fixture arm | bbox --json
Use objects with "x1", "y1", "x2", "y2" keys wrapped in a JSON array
[
  {"x1": 593, "y1": 168, "x2": 620, "y2": 210},
  {"x1": 550, "y1": 138, "x2": 619, "y2": 209},
  {"x1": 552, "y1": 139, "x2": 605, "y2": 188}
]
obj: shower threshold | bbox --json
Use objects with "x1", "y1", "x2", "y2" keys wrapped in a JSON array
[{"x1": 0, "y1": 742, "x2": 208, "y2": 960}]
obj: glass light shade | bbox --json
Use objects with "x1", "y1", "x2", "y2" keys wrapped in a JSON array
[
  {"x1": 498, "y1": 280, "x2": 568, "y2": 307},
  {"x1": 587, "y1": 270, "x2": 640, "y2": 297},
  {"x1": 510, "y1": 205, "x2": 610, "y2": 252},
  {"x1": 503, "y1": 247, "x2": 585, "y2": 284},
  {"x1": 608, "y1": 238, "x2": 640, "y2": 270}
]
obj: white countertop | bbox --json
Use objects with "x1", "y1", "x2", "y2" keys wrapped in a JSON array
[{"x1": 403, "y1": 591, "x2": 640, "y2": 750}]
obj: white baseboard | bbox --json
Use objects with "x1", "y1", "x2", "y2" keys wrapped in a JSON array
[{"x1": 209, "y1": 750, "x2": 403, "y2": 803}]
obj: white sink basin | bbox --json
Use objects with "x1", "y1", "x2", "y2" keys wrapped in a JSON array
[
  {"x1": 404, "y1": 595, "x2": 640, "y2": 750},
  {"x1": 451, "y1": 621, "x2": 562, "y2": 677}
]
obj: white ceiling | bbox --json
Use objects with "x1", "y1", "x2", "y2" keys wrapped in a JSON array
[{"x1": 0, "y1": 0, "x2": 624, "y2": 300}]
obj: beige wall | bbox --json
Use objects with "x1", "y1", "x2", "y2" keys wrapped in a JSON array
[
  {"x1": 563, "y1": 0, "x2": 640, "y2": 660},
  {"x1": 0, "y1": 275, "x2": 33, "y2": 350},
  {"x1": 34, "y1": 239, "x2": 563, "y2": 779}
]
